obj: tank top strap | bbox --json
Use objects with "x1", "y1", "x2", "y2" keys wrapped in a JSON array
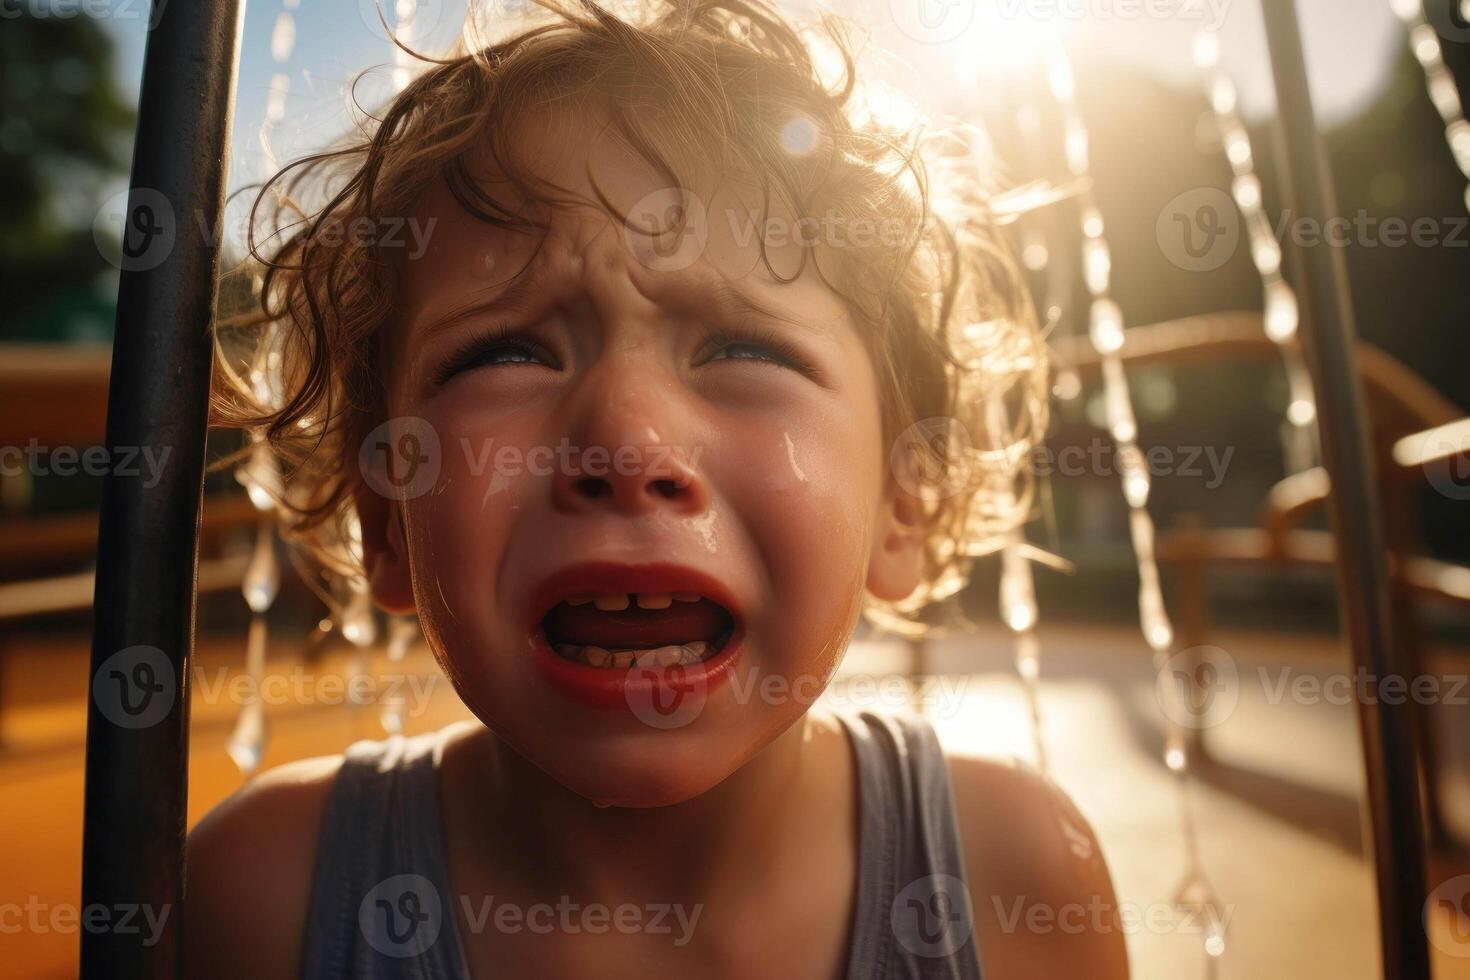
[
  {"x1": 836, "y1": 709, "x2": 985, "y2": 980},
  {"x1": 301, "y1": 727, "x2": 471, "y2": 979},
  {"x1": 301, "y1": 713, "x2": 982, "y2": 979}
]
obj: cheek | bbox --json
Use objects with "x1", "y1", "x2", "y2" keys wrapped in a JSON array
[
  {"x1": 711, "y1": 394, "x2": 886, "y2": 678},
  {"x1": 397, "y1": 399, "x2": 551, "y2": 662}
]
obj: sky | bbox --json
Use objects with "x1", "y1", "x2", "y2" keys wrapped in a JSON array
[{"x1": 88, "y1": 0, "x2": 1411, "y2": 235}]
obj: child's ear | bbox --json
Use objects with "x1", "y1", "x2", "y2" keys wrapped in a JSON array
[
  {"x1": 866, "y1": 483, "x2": 925, "y2": 603},
  {"x1": 356, "y1": 484, "x2": 417, "y2": 615}
]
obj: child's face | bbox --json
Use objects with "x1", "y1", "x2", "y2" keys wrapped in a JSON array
[{"x1": 361, "y1": 108, "x2": 922, "y2": 805}]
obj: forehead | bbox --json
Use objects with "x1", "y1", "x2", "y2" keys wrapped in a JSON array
[{"x1": 395, "y1": 105, "x2": 855, "y2": 337}]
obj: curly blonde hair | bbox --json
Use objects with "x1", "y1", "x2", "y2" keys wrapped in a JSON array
[{"x1": 211, "y1": 0, "x2": 1048, "y2": 629}]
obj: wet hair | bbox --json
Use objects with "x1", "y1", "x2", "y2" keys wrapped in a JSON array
[{"x1": 211, "y1": 0, "x2": 1047, "y2": 629}]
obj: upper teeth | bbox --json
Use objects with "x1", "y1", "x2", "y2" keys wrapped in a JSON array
[{"x1": 572, "y1": 592, "x2": 701, "y2": 610}]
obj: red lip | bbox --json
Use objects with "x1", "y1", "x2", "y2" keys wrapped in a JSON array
[{"x1": 526, "y1": 562, "x2": 745, "y2": 710}]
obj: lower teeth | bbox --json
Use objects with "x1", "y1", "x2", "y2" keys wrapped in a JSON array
[{"x1": 553, "y1": 640, "x2": 711, "y2": 668}]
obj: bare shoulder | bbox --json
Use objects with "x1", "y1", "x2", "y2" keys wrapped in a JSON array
[
  {"x1": 184, "y1": 753, "x2": 345, "y2": 978},
  {"x1": 944, "y1": 752, "x2": 1130, "y2": 980}
]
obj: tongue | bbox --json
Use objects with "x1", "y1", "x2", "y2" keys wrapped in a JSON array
[{"x1": 543, "y1": 599, "x2": 729, "y2": 649}]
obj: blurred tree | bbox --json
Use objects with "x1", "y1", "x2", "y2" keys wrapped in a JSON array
[{"x1": 0, "y1": 1, "x2": 134, "y2": 342}]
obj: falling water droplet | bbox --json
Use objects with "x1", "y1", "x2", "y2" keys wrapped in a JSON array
[
  {"x1": 380, "y1": 616, "x2": 419, "y2": 734},
  {"x1": 226, "y1": 617, "x2": 270, "y2": 777},
  {"x1": 341, "y1": 583, "x2": 377, "y2": 648},
  {"x1": 1175, "y1": 875, "x2": 1228, "y2": 959},
  {"x1": 243, "y1": 525, "x2": 279, "y2": 614}
]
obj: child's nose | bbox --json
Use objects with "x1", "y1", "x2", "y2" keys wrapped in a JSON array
[{"x1": 549, "y1": 362, "x2": 709, "y2": 517}]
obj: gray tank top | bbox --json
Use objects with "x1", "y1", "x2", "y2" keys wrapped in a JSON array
[{"x1": 301, "y1": 710, "x2": 985, "y2": 979}]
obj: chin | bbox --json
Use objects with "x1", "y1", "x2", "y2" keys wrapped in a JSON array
[{"x1": 517, "y1": 723, "x2": 756, "y2": 809}]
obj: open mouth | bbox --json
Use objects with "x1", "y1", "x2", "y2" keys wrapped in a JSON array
[{"x1": 540, "y1": 591, "x2": 736, "y2": 669}]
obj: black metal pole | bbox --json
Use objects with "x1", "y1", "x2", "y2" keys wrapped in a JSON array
[
  {"x1": 1258, "y1": 3, "x2": 1430, "y2": 978},
  {"x1": 79, "y1": 0, "x2": 244, "y2": 976}
]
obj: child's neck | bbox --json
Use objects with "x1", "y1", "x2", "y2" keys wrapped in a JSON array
[{"x1": 442, "y1": 710, "x2": 853, "y2": 909}]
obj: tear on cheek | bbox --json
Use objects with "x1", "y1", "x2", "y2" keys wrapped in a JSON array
[
  {"x1": 479, "y1": 470, "x2": 516, "y2": 511},
  {"x1": 754, "y1": 431, "x2": 811, "y2": 495}
]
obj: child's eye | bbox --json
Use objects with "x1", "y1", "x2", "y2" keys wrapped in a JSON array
[
  {"x1": 479, "y1": 345, "x2": 540, "y2": 366},
  {"x1": 698, "y1": 330, "x2": 812, "y2": 375},
  {"x1": 436, "y1": 331, "x2": 556, "y2": 385},
  {"x1": 707, "y1": 341, "x2": 787, "y2": 365}
]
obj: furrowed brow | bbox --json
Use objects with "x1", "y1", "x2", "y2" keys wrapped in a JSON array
[
  {"x1": 704, "y1": 278, "x2": 804, "y2": 331},
  {"x1": 415, "y1": 260, "x2": 558, "y2": 338}
]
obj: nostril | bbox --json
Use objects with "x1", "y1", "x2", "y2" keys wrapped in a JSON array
[
  {"x1": 651, "y1": 479, "x2": 681, "y2": 499},
  {"x1": 574, "y1": 477, "x2": 612, "y2": 499}
]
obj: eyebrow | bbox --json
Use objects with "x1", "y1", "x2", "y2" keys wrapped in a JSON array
[
  {"x1": 414, "y1": 260, "x2": 558, "y2": 339},
  {"x1": 692, "y1": 275, "x2": 810, "y2": 335},
  {"x1": 414, "y1": 256, "x2": 811, "y2": 341}
]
